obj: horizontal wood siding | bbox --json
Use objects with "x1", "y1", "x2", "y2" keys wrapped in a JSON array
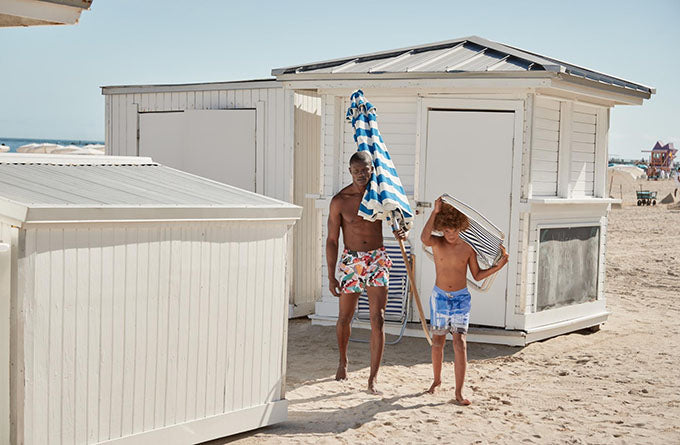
[
  {"x1": 341, "y1": 97, "x2": 417, "y2": 195},
  {"x1": 105, "y1": 87, "x2": 290, "y2": 203},
  {"x1": 321, "y1": 95, "x2": 418, "y2": 299},
  {"x1": 19, "y1": 222, "x2": 288, "y2": 444},
  {"x1": 531, "y1": 97, "x2": 560, "y2": 196},
  {"x1": 570, "y1": 104, "x2": 597, "y2": 197}
]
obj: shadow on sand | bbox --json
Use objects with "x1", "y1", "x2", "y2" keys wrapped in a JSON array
[{"x1": 203, "y1": 319, "x2": 523, "y2": 443}]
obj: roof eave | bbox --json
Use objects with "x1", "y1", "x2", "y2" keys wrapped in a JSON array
[
  {"x1": 101, "y1": 78, "x2": 280, "y2": 95},
  {"x1": 21, "y1": 205, "x2": 302, "y2": 225},
  {"x1": 552, "y1": 72, "x2": 652, "y2": 105}
]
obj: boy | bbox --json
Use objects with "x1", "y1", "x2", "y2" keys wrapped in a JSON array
[{"x1": 420, "y1": 197, "x2": 509, "y2": 404}]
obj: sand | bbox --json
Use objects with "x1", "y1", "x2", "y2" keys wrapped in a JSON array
[
  {"x1": 213, "y1": 186, "x2": 680, "y2": 445},
  {"x1": 608, "y1": 175, "x2": 679, "y2": 206}
]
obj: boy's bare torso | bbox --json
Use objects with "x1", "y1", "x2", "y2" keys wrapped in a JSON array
[
  {"x1": 334, "y1": 184, "x2": 383, "y2": 251},
  {"x1": 432, "y1": 237, "x2": 473, "y2": 291}
]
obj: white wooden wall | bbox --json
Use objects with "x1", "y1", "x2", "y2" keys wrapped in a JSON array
[
  {"x1": 104, "y1": 85, "x2": 293, "y2": 203},
  {"x1": 530, "y1": 96, "x2": 604, "y2": 198},
  {"x1": 531, "y1": 97, "x2": 561, "y2": 196},
  {"x1": 319, "y1": 94, "x2": 418, "y2": 302},
  {"x1": 16, "y1": 221, "x2": 288, "y2": 444},
  {"x1": 292, "y1": 92, "x2": 322, "y2": 315},
  {"x1": 516, "y1": 208, "x2": 608, "y2": 317},
  {"x1": 570, "y1": 103, "x2": 598, "y2": 197},
  {"x1": 0, "y1": 221, "x2": 12, "y2": 445}
]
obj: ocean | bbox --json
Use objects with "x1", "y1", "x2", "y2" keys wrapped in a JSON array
[{"x1": 0, "y1": 137, "x2": 105, "y2": 153}]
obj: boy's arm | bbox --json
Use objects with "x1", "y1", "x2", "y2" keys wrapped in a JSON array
[
  {"x1": 326, "y1": 197, "x2": 342, "y2": 296},
  {"x1": 468, "y1": 245, "x2": 509, "y2": 281},
  {"x1": 420, "y1": 197, "x2": 442, "y2": 247}
]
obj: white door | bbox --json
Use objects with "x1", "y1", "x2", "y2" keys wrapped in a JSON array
[
  {"x1": 415, "y1": 110, "x2": 515, "y2": 328},
  {"x1": 139, "y1": 109, "x2": 257, "y2": 192}
]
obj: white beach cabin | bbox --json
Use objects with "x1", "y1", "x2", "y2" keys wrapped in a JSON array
[
  {"x1": 0, "y1": 153, "x2": 301, "y2": 444},
  {"x1": 100, "y1": 80, "x2": 320, "y2": 319},
  {"x1": 272, "y1": 36, "x2": 654, "y2": 345},
  {"x1": 102, "y1": 36, "x2": 654, "y2": 345}
]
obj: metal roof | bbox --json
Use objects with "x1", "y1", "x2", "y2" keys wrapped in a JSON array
[
  {"x1": 272, "y1": 36, "x2": 654, "y2": 95},
  {"x1": 0, "y1": 154, "x2": 301, "y2": 224},
  {"x1": 1, "y1": 0, "x2": 93, "y2": 27}
]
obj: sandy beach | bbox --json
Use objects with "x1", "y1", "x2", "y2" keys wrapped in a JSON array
[{"x1": 213, "y1": 179, "x2": 680, "y2": 445}]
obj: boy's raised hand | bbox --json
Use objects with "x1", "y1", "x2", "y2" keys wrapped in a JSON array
[{"x1": 434, "y1": 196, "x2": 443, "y2": 214}]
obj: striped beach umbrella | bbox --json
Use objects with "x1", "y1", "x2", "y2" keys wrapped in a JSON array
[
  {"x1": 345, "y1": 90, "x2": 414, "y2": 232},
  {"x1": 346, "y1": 90, "x2": 431, "y2": 345}
]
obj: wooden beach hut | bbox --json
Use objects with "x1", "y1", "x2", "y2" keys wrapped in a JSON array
[
  {"x1": 103, "y1": 36, "x2": 655, "y2": 345},
  {"x1": 272, "y1": 36, "x2": 654, "y2": 345},
  {"x1": 0, "y1": 153, "x2": 300, "y2": 444},
  {"x1": 101, "y1": 80, "x2": 321, "y2": 319}
]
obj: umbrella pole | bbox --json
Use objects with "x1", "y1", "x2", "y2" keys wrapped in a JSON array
[{"x1": 396, "y1": 237, "x2": 432, "y2": 346}]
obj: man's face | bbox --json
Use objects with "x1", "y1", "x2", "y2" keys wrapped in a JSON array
[
  {"x1": 349, "y1": 161, "x2": 373, "y2": 188},
  {"x1": 442, "y1": 227, "x2": 460, "y2": 243}
]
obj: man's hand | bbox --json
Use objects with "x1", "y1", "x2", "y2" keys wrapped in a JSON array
[
  {"x1": 329, "y1": 276, "x2": 341, "y2": 297},
  {"x1": 393, "y1": 228, "x2": 409, "y2": 240}
]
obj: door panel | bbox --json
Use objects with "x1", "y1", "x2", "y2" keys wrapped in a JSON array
[
  {"x1": 415, "y1": 110, "x2": 515, "y2": 327},
  {"x1": 139, "y1": 109, "x2": 257, "y2": 192}
]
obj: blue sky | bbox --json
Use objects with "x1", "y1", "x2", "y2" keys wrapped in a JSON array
[{"x1": 2, "y1": 0, "x2": 678, "y2": 159}]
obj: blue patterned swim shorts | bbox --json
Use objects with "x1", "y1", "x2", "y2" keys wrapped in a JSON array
[{"x1": 429, "y1": 286, "x2": 471, "y2": 335}]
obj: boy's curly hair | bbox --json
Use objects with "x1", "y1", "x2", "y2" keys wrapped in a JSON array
[{"x1": 434, "y1": 201, "x2": 469, "y2": 232}]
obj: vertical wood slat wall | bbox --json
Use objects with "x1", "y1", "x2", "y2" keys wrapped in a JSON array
[
  {"x1": 105, "y1": 87, "x2": 290, "y2": 203},
  {"x1": 292, "y1": 92, "x2": 322, "y2": 309},
  {"x1": 18, "y1": 222, "x2": 287, "y2": 444}
]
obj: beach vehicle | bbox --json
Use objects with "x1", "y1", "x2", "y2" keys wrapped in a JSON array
[{"x1": 636, "y1": 190, "x2": 657, "y2": 206}]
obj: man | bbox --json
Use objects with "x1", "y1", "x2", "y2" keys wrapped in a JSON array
[{"x1": 326, "y1": 150, "x2": 406, "y2": 394}]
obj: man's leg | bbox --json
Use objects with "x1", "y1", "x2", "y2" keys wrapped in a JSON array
[
  {"x1": 366, "y1": 285, "x2": 388, "y2": 394},
  {"x1": 427, "y1": 334, "x2": 446, "y2": 394},
  {"x1": 336, "y1": 292, "x2": 360, "y2": 380},
  {"x1": 452, "y1": 333, "x2": 471, "y2": 405}
]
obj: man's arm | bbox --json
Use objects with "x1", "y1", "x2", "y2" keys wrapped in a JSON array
[
  {"x1": 326, "y1": 197, "x2": 342, "y2": 296},
  {"x1": 468, "y1": 245, "x2": 509, "y2": 281},
  {"x1": 420, "y1": 197, "x2": 442, "y2": 247}
]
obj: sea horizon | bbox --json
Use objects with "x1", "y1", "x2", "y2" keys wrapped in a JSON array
[{"x1": 0, "y1": 136, "x2": 105, "y2": 153}]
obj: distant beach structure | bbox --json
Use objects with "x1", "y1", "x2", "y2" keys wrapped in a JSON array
[{"x1": 0, "y1": 137, "x2": 104, "y2": 154}]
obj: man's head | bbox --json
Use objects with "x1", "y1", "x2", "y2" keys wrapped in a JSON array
[
  {"x1": 348, "y1": 151, "x2": 373, "y2": 188},
  {"x1": 434, "y1": 201, "x2": 469, "y2": 243}
]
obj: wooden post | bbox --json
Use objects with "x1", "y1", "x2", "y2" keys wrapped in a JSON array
[{"x1": 397, "y1": 238, "x2": 432, "y2": 346}]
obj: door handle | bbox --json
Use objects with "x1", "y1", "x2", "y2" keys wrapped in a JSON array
[{"x1": 416, "y1": 201, "x2": 432, "y2": 208}]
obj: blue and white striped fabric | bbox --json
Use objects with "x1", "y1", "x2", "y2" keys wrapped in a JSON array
[{"x1": 346, "y1": 90, "x2": 414, "y2": 230}]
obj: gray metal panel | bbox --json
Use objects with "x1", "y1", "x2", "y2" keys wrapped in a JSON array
[
  {"x1": 0, "y1": 158, "x2": 300, "y2": 222},
  {"x1": 271, "y1": 35, "x2": 654, "y2": 95}
]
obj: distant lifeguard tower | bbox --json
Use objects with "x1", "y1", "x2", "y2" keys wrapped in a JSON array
[{"x1": 643, "y1": 141, "x2": 677, "y2": 176}]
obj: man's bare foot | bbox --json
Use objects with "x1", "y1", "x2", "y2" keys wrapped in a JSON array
[
  {"x1": 426, "y1": 380, "x2": 441, "y2": 394},
  {"x1": 368, "y1": 378, "x2": 381, "y2": 395},
  {"x1": 335, "y1": 363, "x2": 347, "y2": 381},
  {"x1": 455, "y1": 393, "x2": 471, "y2": 406}
]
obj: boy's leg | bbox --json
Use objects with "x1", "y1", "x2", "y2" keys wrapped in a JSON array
[
  {"x1": 452, "y1": 333, "x2": 470, "y2": 405},
  {"x1": 366, "y1": 285, "x2": 388, "y2": 394},
  {"x1": 336, "y1": 292, "x2": 360, "y2": 380},
  {"x1": 427, "y1": 334, "x2": 446, "y2": 394}
]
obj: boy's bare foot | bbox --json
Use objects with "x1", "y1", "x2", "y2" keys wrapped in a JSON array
[
  {"x1": 335, "y1": 363, "x2": 347, "y2": 381},
  {"x1": 455, "y1": 393, "x2": 471, "y2": 406},
  {"x1": 426, "y1": 380, "x2": 441, "y2": 394}
]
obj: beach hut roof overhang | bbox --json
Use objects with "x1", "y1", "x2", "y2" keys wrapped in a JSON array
[
  {"x1": 0, "y1": 0, "x2": 92, "y2": 27},
  {"x1": 0, "y1": 153, "x2": 301, "y2": 226},
  {"x1": 272, "y1": 36, "x2": 654, "y2": 106}
]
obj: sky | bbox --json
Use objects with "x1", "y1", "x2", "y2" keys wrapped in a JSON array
[{"x1": 1, "y1": 0, "x2": 678, "y2": 160}]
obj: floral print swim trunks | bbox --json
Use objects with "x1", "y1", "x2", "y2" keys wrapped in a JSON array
[{"x1": 337, "y1": 247, "x2": 392, "y2": 293}]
